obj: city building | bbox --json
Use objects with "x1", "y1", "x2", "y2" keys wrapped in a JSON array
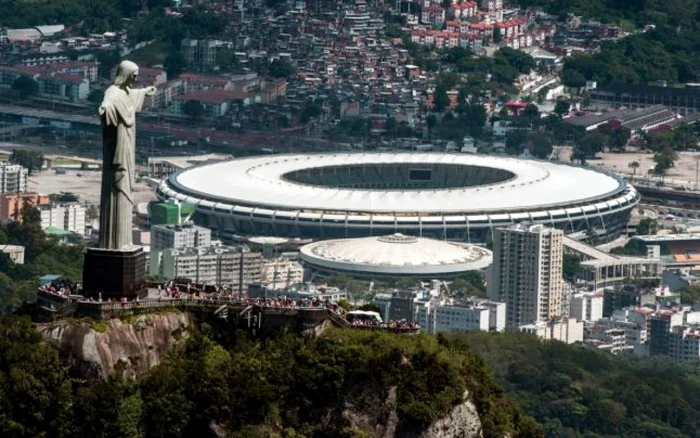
[
  {"x1": 489, "y1": 223, "x2": 564, "y2": 328},
  {"x1": 158, "y1": 153, "x2": 639, "y2": 243},
  {"x1": 0, "y1": 192, "x2": 49, "y2": 222},
  {"x1": 151, "y1": 222, "x2": 212, "y2": 250},
  {"x1": 569, "y1": 292, "x2": 603, "y2": 322},
  {"x1": 300, "y1": 233, "x2": 492, "y2": 281},
  {"x1": 518, "y1": 318, "x2": 584, "y2": 344},
  {"x1": 0, "y1": 244, "x2": 25, "y2": 264},
  {"x1": 247, "y1": 282, "x2": 347, "y2": 302},
  {"x1": 181, "y1": 39, "x2": 219, "y2": 68},
  {"x1": 415, "y1": 297, "x2": 506, "y2": 334},
  {"x1": 589, "y1": 85, "x2": 700, "y2": 116},
  {"x1": 562, "y1": 236, "x2": 662, "y2": 292},
  {"x1": 150, "y1": 245, "x2": 262, "y2": 293},
  {"x1": 150, "y1": 200, "x2": 196, "y2": 226},
  {"x1": 36, "y1": 203, "x2": 85, "y2": 234},
  {"x1": 260, "y1": 258, "x2": 304, "y2": 289},
  {"x1": 649, "y1": 310, "x2": 684, "y2": 356},
  {"x1": 603, "y1": 284, "x2": 657, "y2": 317},
  {"x1": 668, "y1": 325, "x2": 700, "y2": 361},
  {"x1": 0, "y1": 163, "x2": 28, "y2": 195},
  {"x1": 374, "y1": 290, "x2": 420, "y2": 322}
]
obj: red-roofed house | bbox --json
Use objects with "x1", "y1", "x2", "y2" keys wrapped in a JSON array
[
  {"x1": 450, "y1": 1, "x2": 477, "y2": 19},
  {"x1": 138, "y1": 67, "x2": 167, "y2": 86},
  {"x1": 37, "y1": 73, "x2": 89, "y2": 101}
]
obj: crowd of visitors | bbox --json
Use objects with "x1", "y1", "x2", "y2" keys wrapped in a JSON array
[
  {"x1": 41, "y1": 281, "x2": 80, "y2": 298},
  {"x1": 39, "y1": 280, "x2": 418, "y2": 331}
]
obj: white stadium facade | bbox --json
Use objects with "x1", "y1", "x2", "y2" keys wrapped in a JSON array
[
  {"x1": 156, "y1": 153, "x2": 640, "y2": 243},
  {"x1": 300, "y1": 234, "x2": 493, "y2": 281}
]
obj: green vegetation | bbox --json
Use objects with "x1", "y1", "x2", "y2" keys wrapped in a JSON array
[
  {"x1": 12, "y1": 75, "x2": 38, "y2": 98},
  {"x1": 10, "y1": 149, "x2": 43, "y2": 174},
  {"x1": 517, "y1": 0, "x2": 697, "y2": 28},
  {"x1": 0, "y1": 317, "x2": 541, "y2": 437},
  {"x1": 676, "y1": 284, "x2": 700, "y2": 304},
  {"x1": 454, "y1": 331, "x2": 700, "y2": 438},
  {"x1": 0, "y1": 203, "x2": 83, "y2": 315},
  {"x1": 449, "y1": 271, "x2": 487, "y2": 298},
  {"x1": 562, "y1": 253, "x2": 581, "y2": 282},
  {"x1": 636, "y1": 218, "x2": 659, "y2": 236},
  {"x1": 610, "y1": 238, "x2": 647, "y2": 256}
]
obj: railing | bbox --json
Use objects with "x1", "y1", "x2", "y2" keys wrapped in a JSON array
[{"x1": 37, "y1": 289, "x2": 419, "y2": 334}]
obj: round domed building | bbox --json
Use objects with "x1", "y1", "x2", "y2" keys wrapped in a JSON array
[{"x1": 299, "y1": 233, "x2": 492, "y2": 281}]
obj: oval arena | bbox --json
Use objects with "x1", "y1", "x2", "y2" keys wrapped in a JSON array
[{"x1": 155, "y1": 153, "x2": 640, "y2": 243}]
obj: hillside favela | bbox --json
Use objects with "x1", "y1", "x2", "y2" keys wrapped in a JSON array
[{"x1": 2, "y1": 0, "x2": 700, "y2": 437}]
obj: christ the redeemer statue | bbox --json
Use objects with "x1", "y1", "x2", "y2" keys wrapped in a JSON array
[{"x1": 98, "y1": 60, "x2": 156, "y2": 249}]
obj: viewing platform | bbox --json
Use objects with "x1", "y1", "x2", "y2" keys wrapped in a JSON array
[{"x1": 36, "y1": 288, "x2": 420, "y2": 336}]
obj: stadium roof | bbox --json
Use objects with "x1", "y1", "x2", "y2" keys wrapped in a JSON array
[
  {"x1": 170, "y1": 153, "x2": 625, "y2": 214},
  {"x1": 300, "y1": 234, "x2": 492, "y2": 275}
]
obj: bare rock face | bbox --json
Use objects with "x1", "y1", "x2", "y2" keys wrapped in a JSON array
[
  {"x1": 419, "y1": 391, "x2": 483, "y2": 438},
  {"x1": 343, "y1": 388, "x2": 483, "y2": 438},
  {"x1": 38, "y1": 312, "x2": 190, "y2": 380}
]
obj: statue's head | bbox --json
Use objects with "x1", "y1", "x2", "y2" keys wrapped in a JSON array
[{"x1": 114, "y1": 60, "x2": 139, "y2": 87}]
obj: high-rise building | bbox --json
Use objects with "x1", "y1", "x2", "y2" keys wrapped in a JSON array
[
  {"x1": 489, "y1": 223, "x2": 564, "y2": 328},
  {"x1": 0, "y1": 163, "x2": 28, "y2": 194},
  {"x1": 151, "y1": 222, "x2": 211, "y2": 250}
]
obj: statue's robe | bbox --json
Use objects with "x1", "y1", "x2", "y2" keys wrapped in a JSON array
[{"x1": 98, "y1": 85, "x2": 149, "y2": 250}]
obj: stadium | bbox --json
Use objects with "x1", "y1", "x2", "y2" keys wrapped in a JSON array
[{"x1": 156, "y1": 153, "x2": 640, "y2": 243}]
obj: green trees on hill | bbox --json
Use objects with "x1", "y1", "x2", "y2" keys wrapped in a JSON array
[
  {"x1": 0, "y1": 319, "x2": 542, "y2": 438},
  {"x1": 453, "y1": 331, "x2": 700, "y2": 438},
  {"x1": 0, "y1": 204, "x2": 83, "y2": 314}
]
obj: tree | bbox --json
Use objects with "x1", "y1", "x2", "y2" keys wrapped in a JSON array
[
  {"x1": 531, "y1": 133, "x2": 553, "y2": 159},
  {"x1": 628, "y1": 160, "x2": 640, "y2": 176},
  {"x1": 493, "y1": 27, "x2": 502, "y2": 43},
  {"x1": 506, "y1": 130, "x2": 528, "y2": 155},
  {"x1": 608, "y1": 128, "x2": 631, "y2": 151},
  {"x1": 164, "y1": 52, "x2": 185, "y2": 79},
  {"x1": 182, "y1": 100, "x2": 204, "y2": 119},
  {"x1": 10, "y1": 149, "x2": 43, "y2": 174},
  {"x1": 523, "y1": 104, "x2": 540, "y2": 119},
  {"x1": 554, "y1": 100, "x2": 570, "y2": 117},
  {"x1": 426, "y1": 114, "x2": 438, "y2": 132},
  {"x1": 86, "y1": 204, "x2": 99, "y2": 222},
  {"x1": 561, "y1": 69, "x2": 586, "y2": 88},
  {"x1": 12, "y1": 75, "x2": 38, "y2": 98},
  {"x1": 215, "y1": 49, "x2": 238, "y2": 71},
  {"x1": 653, "y1": 145, "x2": 677, "y2": 174},
  {"x1": 432, "y1": 85, "x2": 450, "y2": 112},
  {"x1": 575, "y1": 132, "x2": 606, "y2": 160},
  {"x1": 269, "y1": 59, "x2": 295, "y2": 78},
  {"x1": 637, "y1": 218, "x2": 659, "y2": 235},
  {"x1": 562, "y1": 254, "x2": 581, "y2": 282}
]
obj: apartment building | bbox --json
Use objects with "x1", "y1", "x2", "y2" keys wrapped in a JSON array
[
  {"x1": 36, "y1": 203, "x2": 86, "y2": 234},
  {"x1": 152, "y1": 245, "x2": 262, "y2": 294},
  {"x1": 0, "y1": 163, "x2": 28, "y2": 194},
  {"x1": 0, "y1": 192, "x2": 49, "y2": 222},
  {"x1": 489, "y1": 223, "x2": 564, "y2": 328},
  {"x1": 151, "y1": 222, "x2": 211, "y2": 250}
]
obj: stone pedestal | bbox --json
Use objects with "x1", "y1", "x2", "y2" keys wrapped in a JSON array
[{"x1": 82, "y1": 246, "x2": 146, "y2": 299}]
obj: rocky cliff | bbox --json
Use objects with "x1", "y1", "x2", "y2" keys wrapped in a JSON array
[
  {"x1": 38, "y1": 312, "x2": 190, "y2": 380},
  {"x1": 342, "y1": 387, "x2": 482, "y2": 438}
]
